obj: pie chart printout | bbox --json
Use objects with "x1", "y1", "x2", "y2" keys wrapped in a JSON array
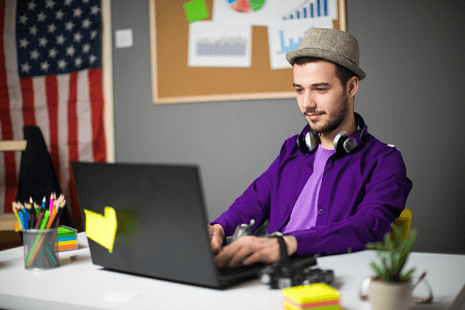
[{"x1": 227, "y1": 0, "x2": 267, "y2": 13}]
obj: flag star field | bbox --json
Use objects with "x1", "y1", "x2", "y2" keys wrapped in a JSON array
[{"x1": 16, "y1": 0, "x2": 101, "y2": 78}]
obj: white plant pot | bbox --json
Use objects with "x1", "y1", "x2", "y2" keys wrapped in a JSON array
[{"x1": 368, "y1": 276, "x2": 412, "y2": 310}]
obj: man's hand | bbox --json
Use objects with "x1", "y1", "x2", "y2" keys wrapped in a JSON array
[
  {"x1": 215, "y1": 235, "x2": 297, "y2": 268},
  {"x1": 209, "y1": 224, "x2": 225, "y2": 253}
]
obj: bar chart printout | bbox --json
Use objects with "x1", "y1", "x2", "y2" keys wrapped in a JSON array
[
  {"x1": 283, "y1": 0, "x2": 330, "y2": 20},
  {"x1": 267, "y1": 17, "x2": 333, "y2": 70},
  {"x1": 188, "y1": 21, "x2": 252, "y2": 67}
]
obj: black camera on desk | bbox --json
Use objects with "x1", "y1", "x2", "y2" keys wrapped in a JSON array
[
  {"x1": 259, "y1": 256, "x2": 334, "y2": 289},
  {"x1": 228, "y1": 220, "x2": 335, "y2": 289}
]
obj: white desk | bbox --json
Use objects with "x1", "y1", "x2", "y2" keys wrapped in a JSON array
[{"x1": 1, "y1": 232, "x2": 464, "y2": 310}]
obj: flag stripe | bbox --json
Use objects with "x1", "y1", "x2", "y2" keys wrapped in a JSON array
[
  {"x1": 57, "y1": 73, "x2": 69, "y2": 208},
  {"x1": 77, "y1": 70, "x2": 93, "y2": 162},
  {"x1": 89, "y1": 68, "x2": 106, "y2": 162},
  {"x1": 33, "y1": 77, "x2": 50, "y2": 144},
  {"x1": 68, "y1": 72, "x2": 78, "y2": 163},
  {"x1": 20, "y1": 77, "x2": 35, "y2": 126},
  {"x1": 67, "y1": 72, "x2": 80, "y2": 223},
  {"x1": 45, "y1": 75, "x2": 60, "y2": 182}
]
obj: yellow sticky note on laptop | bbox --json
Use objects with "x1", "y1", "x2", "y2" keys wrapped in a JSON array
[{"x1": 84, "y1": 207, "x2": 117, "y2": 253}]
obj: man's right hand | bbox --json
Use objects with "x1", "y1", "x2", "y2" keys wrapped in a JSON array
[{"x1": 209, "y1": 224, "x2": 225, "y2": 253}]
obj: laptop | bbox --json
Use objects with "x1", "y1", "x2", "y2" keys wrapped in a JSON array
[{"x1": 71, "y1": 162, "x2": 314, "y2": 289}]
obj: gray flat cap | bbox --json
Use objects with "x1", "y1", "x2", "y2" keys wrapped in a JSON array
[{"x1": 286, "y1": 28, "x2": 366, "y2": 80}]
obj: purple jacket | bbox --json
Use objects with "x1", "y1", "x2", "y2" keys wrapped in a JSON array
[{"x1": 211, "y1": 123, "x2": 413, "y2": 257}]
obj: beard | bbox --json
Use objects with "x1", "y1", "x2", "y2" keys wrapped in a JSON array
[{"x1": 307, "y1": 93, "x2": 349, "y2": 135}]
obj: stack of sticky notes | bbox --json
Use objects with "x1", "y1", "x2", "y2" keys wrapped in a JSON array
[
  {"x1": 58, "y1": 226, "x2": 78, "y2": 251},
  {"x1": 282, "y1": 283, "x2": 341, "y2": 310}
]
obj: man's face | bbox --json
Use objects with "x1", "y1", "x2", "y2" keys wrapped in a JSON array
[{"x1": 293, "y1": 60, "x2": 350, "y2": 134}]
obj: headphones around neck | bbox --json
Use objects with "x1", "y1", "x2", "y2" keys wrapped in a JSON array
[{"x1": 296, "y1": 112, "x2": 366, "y2": 154}]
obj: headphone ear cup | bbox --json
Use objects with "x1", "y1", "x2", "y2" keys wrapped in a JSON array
[
  {"x1": 343, "y1": 138, "x2": 357, "y2": 153},
  {"x1": 306, "y1": 132, "x2": 319, "y2": 152},
  {"x1": 333, "y1": 131, "x2": 348, "y2": 152},
  {"x1": 297, "y1": 132, "x2": 319, "y2": 154},
  {"x1": 296, "y1": 134, "x2": 309, "y2": 154}
]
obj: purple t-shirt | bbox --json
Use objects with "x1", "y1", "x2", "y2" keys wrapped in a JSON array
[{"x1": 282, "y1": 145, "x2": 336, "y2": 234}]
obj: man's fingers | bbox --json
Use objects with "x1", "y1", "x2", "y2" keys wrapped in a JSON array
[
  {"x1": 215, "y1": 236, "x2": 280, "y2": 268},
  {"x1": 241, "y1": 251, "x2": 263, "y2": 266},
  {"x1": 226, "y1": 244, "x2": 255, "y2": 268},
  {"x1": 211, "y1": 235, "x2": 222, "y2": 252},
  {"x1": 209, "y1": 224, "x2": 225, "y2": 252},
  {"x1": 215, "y1": 240, "x2": 244, "y2": 268},
  {"x1": 242, "y1": 244, "x2": 280, "y2": 266},
  {"x1": 215, "y1": 244, "x2": 235, "y2": 268}
]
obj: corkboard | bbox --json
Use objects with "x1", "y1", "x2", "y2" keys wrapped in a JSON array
[{"x1": 149, "y1": 0, "x2": 346, "y2": 104}]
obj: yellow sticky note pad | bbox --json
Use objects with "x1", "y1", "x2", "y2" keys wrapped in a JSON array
[
  {"x1": 84, "y1": 207, "x2": 117, "y2": 253},
  {"x1": 282, "y1": 284, "x2": 341, "y2": 309}
]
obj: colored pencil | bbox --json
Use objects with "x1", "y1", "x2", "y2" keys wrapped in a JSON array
[
  {"x1": 49, "y1": 193, "x2": 54, "y2": 214},
  {"x1": 34, "y1": 208, "x2": 45, "y2": 230}
]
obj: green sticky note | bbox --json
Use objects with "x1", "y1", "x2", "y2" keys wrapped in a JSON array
[{"x1": 183, "y1": 0, "x2": 209, "y2": 23}]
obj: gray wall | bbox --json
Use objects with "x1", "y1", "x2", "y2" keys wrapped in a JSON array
[{"x1": 111, "y1": 0, "x2": 465, "y2": 254}]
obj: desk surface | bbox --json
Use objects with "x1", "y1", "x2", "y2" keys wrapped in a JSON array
[{"x1": 1, "y1": 232, "x2": 464, "y2": 310}]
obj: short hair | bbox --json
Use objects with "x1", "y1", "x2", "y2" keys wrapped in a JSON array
[{"x1": 293, "y1": 57, "x2": 355, "y2": 88}]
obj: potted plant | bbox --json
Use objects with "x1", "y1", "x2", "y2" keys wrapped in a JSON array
[{"x1": 365, "y1": 221, "x2": 417, "y2": 310}]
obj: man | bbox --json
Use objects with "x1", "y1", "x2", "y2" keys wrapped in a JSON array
[{"x1": 210, "y1": 28, "x2": 413, "y2": 268}]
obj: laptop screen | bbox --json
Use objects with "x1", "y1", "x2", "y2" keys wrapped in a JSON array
[{"x1": 71, "y1": 162, "x2": 222, "y2": 287}]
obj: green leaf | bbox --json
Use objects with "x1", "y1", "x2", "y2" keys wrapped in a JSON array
[
  {"x1": 392, "y1": 252, "x2": 401, "y2": 268},
  {"x1": 366, "y1": 241, "x2": 385, "y2": 251},
  {"x1": 384, "y1": 232, "x2": 394, "y2": 252},
  {"x1": 390, "y1": 251, "x2": 402, "y2": 276},
  {"x1": 376, "y1": 249, "x2": 386, "y2": 260},
  {"x1": 391, "y1": 223, "x2": 402, "y2": 248},
  {"x1": 400, "y1": 268, "x2": 415, "y2": 281},
  {"x1": 399, "y1": 231, "x2": 416, "y2": 262},
  {"x1": 385, "y1": 253, "x2": 392, "y2": 270},
  {"x1": 370, "y1": 262, "x2": 389, "y2": 282},
  {"x1": 393, "y1": 230, "x2": 416, "y2": 276}
]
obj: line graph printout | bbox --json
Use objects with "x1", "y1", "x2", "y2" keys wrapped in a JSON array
[{"x1": 188, "y1": 21, "x2": 252, "y2": 67}]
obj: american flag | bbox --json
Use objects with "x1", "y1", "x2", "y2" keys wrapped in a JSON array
[{"x1": 0, "y1": 0, "x2": 107, "y2": 229}]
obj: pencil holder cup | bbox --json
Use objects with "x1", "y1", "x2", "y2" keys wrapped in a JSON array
[{"x1": 22, "y1": 228, "x2": 59, "y2": 270}]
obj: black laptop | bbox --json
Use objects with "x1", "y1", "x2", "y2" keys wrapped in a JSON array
[{"x1": 71, "y1": 162, "x2": 288, "y2": 288}]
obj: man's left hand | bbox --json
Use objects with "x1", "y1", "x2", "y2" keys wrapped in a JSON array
[{"x1": 215, "y1": 235, "x2": 297, "y2": 268}]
